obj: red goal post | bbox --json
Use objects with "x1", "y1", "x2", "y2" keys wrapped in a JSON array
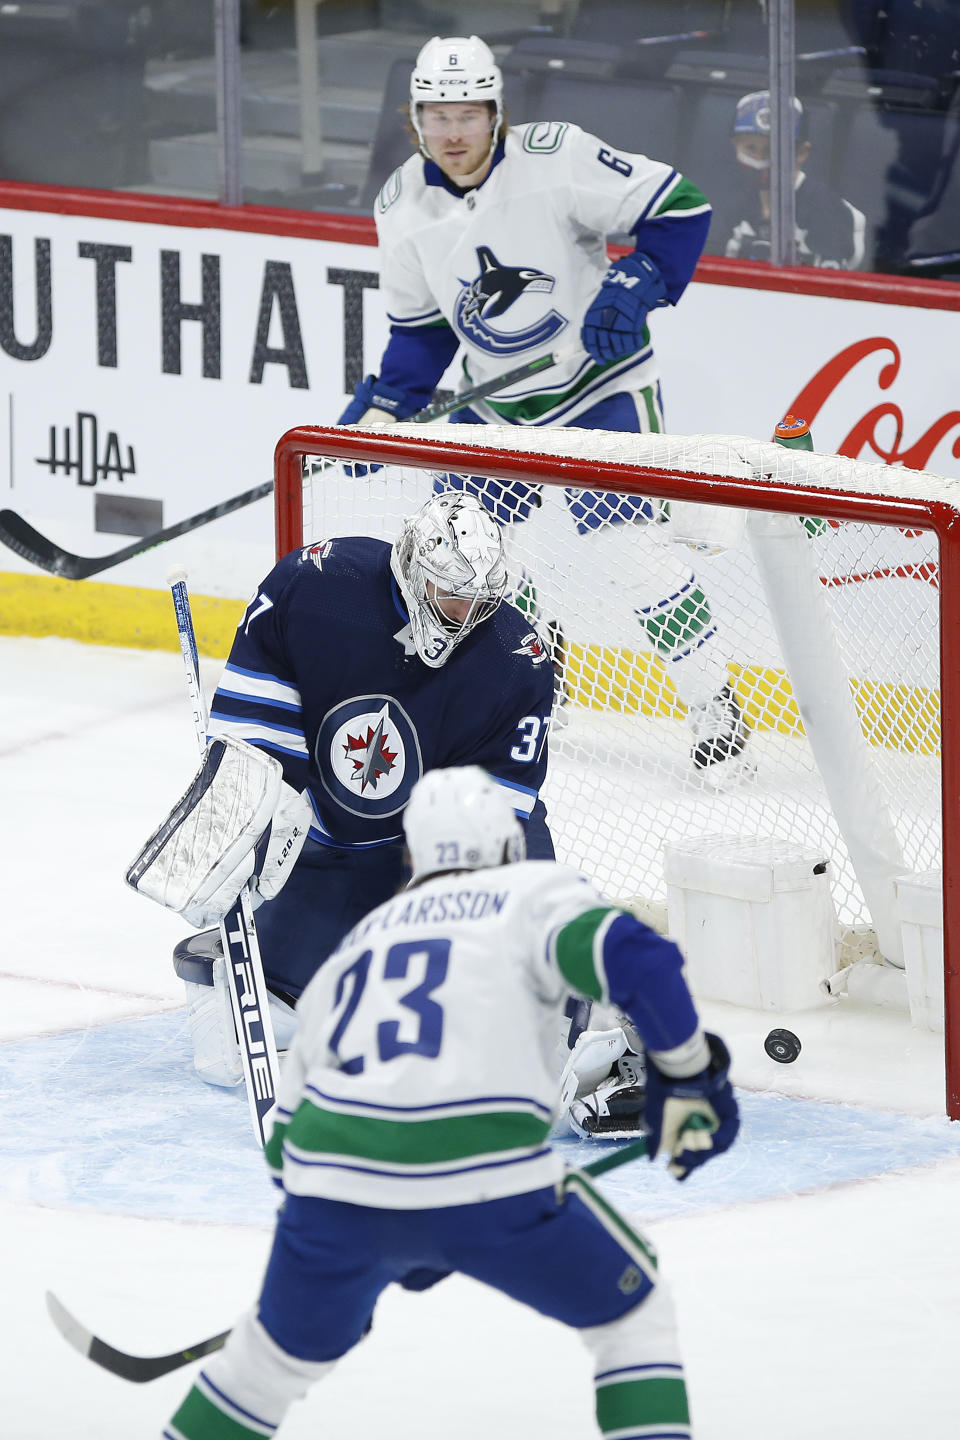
[{"x1": 275, "y1": 422, "x2": 960, "y2": 1119}]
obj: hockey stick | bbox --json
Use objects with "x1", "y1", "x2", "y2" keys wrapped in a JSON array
[
  {"x1": 0, "y1": 344, "x2": 578, "y2": 580},
  {"x1": 0, "y1": 481, "x2": 274, "y2": 581},
  {"x1": 45, "y1": 1292, "x2": 230, "y2": 1384},
  {"x1": 404, "y1": 340, "x2": 578, "y2": 424},
  {"x1": 168, "y1": 566, "x2": 280, "y2": 1148},
  {"x1": 44, "y1": 1135, "x2": 649, "y2": 1384}
]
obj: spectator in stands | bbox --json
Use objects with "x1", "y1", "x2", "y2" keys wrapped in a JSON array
[{"x1": 709, "y1": 90, "x2": 867, "y2": 269}]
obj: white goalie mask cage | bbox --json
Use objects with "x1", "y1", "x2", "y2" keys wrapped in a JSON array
[
  {"x1": 390, "y1": 491, "x2": 508, "y2": 668},
  {"x1": 405, "y1": 765, "x2": 525, "y2": 882},
  {"x1": 409, "y1": 34, "x2": 503, "y2": 161}
]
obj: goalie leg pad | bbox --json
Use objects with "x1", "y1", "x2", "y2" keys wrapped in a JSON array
[
  {"x1": 178, "y1": 939, "x2": 298, "y2": 1089},
  {"x1": 557, "y1": 1025, "x2": 628, "y2": 1116},
  {"x1": 568, "y1": 1047, "x2": 647, "y2": 1140},
  {"x1": 184, "y1": 958, "x2": 244, "y2": 1089}
]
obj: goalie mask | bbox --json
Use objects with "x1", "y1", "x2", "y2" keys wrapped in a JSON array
[
  {"x1": 404, "y1": 765, "x2": 525, "y2": 882},
  {"x1": 409, "y1": 35, "x2": 503, "y2": 163},
  {"x1": 390, "y1": 491, "x2": 507, "y2": 668}
]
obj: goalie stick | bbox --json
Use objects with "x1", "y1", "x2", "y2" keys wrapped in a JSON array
[
  {"x1": 44, "y1": 1136, "x2": 649, "y2": 1383},
  {"x1": 168, "y1": 567, "x2": 280, "y2": 1149},
  {"x1": 0, "y1": 343, "x2": 578, "y2": 580}
]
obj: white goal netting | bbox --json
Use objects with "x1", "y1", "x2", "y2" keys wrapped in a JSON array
[{"x1": 290, "y1": 424, "x2": 953, "y2": 968}]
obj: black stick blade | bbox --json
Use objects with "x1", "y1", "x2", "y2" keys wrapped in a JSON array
[
  {"x1": 0, "y1": 481, "x2": 274, "y2": 582},
  {"x1": 45, "y1": 1292, "x2": 230, "y2": 1383},
  {"x1": 0, "y1": 511, "x2": 91, "y2": 578}
]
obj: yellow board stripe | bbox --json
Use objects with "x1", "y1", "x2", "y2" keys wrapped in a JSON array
[
  {"x1": 564, "y1": 644, "x2": 940, "y2": 756},
  {"x1": 0, "y1": 571, "x2": 242, "y2": 657},
  {"x1": 0, "y1": 574, "x2": 941, "y2": 755}
]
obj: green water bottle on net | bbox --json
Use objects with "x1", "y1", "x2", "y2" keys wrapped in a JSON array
[{"x1": 772, "y1": 413, "x2": 826, "y2": 537}]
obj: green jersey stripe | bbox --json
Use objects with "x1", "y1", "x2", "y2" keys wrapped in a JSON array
[
  {"x1": 285, "y1": 1098, "x2": 551, "y2": 1165},
  {"x1": 264, "y1": 1118, "x2": 288, "y2": 1175},
  {"x1": 476, "y1": 352, "x2": 648, "y2": 423},
  {"x1": 651, "y1": 174, "x2": 710, "y2": 217},
  {"x1": 563, "y1": 1170, "x2": 659, "y2": 1278},
  {"x1": 168, "y1": 1384, "x2": 273, "y2": 1440},
  {"x1": 596, "y1": 1376, "x2": 690, "y2": 1435},
  {"x1": 637, "y1": 584, "x2": 713, "y2": 656},
  {"x1": 551, "y1": 906, "x2": 620, "y2": 1001},
  {"x1": 639, "y1": 383, "x2": 662, "y2": 432}
]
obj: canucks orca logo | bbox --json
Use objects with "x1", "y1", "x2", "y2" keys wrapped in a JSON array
[{"x1": 454, "y1": 245, "x2": 567, "y2": 356}]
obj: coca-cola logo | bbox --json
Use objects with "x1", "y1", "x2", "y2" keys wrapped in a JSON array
[{"x1": 788, "y1": 337, "x2": 960, "y2": 471}]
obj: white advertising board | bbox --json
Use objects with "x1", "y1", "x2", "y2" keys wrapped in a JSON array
[{"x1": 1, "y1": 200, "x2": 958, "y2": 599}]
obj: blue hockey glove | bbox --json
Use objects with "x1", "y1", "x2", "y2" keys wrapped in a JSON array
[
  {"x1": 580, "y1": 252, "x2": 668, "y2": 364},
  {"x1": 644, "y1": 1032, "x2": 739, "y2": 1181},
  {"x1": 337, "y1": 373, "x2": 420, "y2": 425},
  {"x1": 336, "y1": 374, "x2": 421, "y2": 476}
]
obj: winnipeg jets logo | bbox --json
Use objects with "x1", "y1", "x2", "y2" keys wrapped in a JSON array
[
  {"x1": 318, "y1": 695, "x2": 423, "y2": 818},
  {"x1": 342, "y1": 707, "x2": 399, "y2": 793},
  {"x1": 299, "y1": 539, "x2": 333, "y2": 570},
  {"x1": 513, "y1": 631, "x2": 548, "y2": 663},
  {"x1": 454, "y1": 245, "x2": 567, "y2": 357}
]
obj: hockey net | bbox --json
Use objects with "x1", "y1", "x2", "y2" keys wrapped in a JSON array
[{"x1": 274, "y1": 422, "x2": 959, "y2": 1115}]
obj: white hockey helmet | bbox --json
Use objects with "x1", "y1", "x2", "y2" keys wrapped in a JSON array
[
  {"x1": 404, "y1": 765, "x2": 525, "y2": 882},
  {"x1": 409, "y1": 35, "x2": 503, "y2": 158},
  {"x1": 390, "y1": 491, "x2": 507, "y2": 669}
]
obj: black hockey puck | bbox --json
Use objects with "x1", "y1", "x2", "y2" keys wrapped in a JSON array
[{"x1": 764, "y1": 1028, "x2": 801, "y2": 1063}]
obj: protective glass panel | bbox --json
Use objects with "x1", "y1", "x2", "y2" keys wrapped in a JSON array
[{"x1": 0, "y1": 3, "x2": 216, "y2": 196}]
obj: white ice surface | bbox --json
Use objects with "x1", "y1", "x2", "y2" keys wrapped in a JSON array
[{"x1": 3, "y1": 635, "x2": 960, "y2": 1438}]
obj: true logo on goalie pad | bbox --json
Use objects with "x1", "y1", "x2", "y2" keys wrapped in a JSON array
[{"x1": 317, "y1": 694, "x2": 422, "y2": 819}]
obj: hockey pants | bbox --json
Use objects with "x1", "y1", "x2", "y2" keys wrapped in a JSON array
[{"x1": 164, "y1": 1177, "x2": 692, "y2": 1439}]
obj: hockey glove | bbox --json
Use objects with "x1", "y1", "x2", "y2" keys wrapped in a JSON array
[
  {"x1": 337, "y1": 374, "x2": 419, "y2": 476},
  {"x1": 580, "y1": 253, "x2": 668, "y2": 364},
  {"x1": 337, "y1": 372, "x2": 422, "y2": 425},
  {"x1": 125, "y1": 736, "x2": 312, "y2": 929},
  {"x1": 644, "y1": 1032, "x2": 739, "y2": 1181}
]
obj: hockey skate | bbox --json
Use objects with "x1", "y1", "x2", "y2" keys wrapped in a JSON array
[
  {"x1": 687, "y1": 684, "x2": 748, "y2": 770},
  {"x1": 568, "y1": 1050, "x2": 647, "y2": 1140}
]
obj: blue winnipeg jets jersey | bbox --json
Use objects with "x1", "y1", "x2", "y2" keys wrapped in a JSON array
[
  {"x1": 208, "y1": 538, "x2": 555, "y2": 849},
  {"x1": 375, "y1": 121, "x2": 711, "y2": 426}
]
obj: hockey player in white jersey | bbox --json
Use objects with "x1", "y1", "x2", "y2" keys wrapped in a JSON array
[
  {"x1": 163, "y1": 766, "x2": 739, "y2": 1440},
  {"x1": 338, "y1": 35, "x2": 748, "y2": 772}
]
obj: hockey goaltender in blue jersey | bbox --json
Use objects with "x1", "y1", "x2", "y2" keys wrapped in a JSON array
[{"x1": 205, "y1": 531, "x2": 556, "y2": 995}]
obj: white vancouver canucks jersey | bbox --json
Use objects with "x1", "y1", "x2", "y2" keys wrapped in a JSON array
[
  {"x1": 266, "y1": 860, "x2": 624, "y2": 1208},
  {"x1": 374, "y1": 120, "x2": 710, "y2": 425}
]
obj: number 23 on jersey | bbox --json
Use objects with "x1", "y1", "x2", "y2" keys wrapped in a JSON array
[{"x1": 328, "y1": 938, "x2": 451, "y2": 1074}]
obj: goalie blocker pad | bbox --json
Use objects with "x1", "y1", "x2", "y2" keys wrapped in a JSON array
[{"x1": 125, "y1": 735, "x2": 311, "y2": 928}]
